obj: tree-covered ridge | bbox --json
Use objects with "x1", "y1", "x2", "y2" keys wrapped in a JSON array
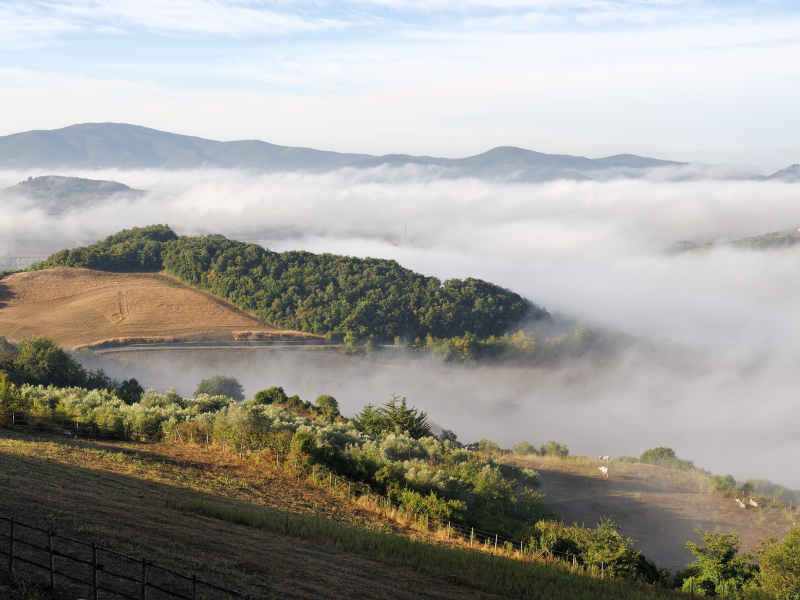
[
  {"x1": 18, "y1": 175, "x2": 136, "y2": 198},
  {"x1": 32, "y1": 225, "x2": 549, "y2": 340},
  {"x1": 32, "y1": 224, "x2": 177, "y2": 272}
]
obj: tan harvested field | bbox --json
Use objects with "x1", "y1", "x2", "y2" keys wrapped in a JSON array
[
  {"x1": 512, "y1": 455, "x2": 799, "y2": 569},
  {"x1": 0, "y1": 267, "x2": 317, "y2": 348}
]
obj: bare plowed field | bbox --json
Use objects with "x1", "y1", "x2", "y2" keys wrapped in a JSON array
[
  {"x1": 0, "y1": 268, "x2": 313, "y2": 348},
  {"x1": 512, "y1": 456, "x2": 798, "y2": 569}
]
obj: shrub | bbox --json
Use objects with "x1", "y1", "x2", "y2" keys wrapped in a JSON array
[
  {"x1": 512, "y1": 441, "x2": 538, "y2": 456},
  {"x1": 477, "y1": 438, "x2": 500, "y2": 453},
  {"x1": 195, "y1": 375, "x2": 244, "y2": 401},
  {"x1": 752, "y1": 527, "x2": 800, "y2": 598},
  {"x1": 540, "y1": 440, "x2": 569, "y2": 458},
  {"x1": 708, "y1": 474, "x2": 737, "y2": 492},
  {"x1": 315, "y1": 394, "x2": 339, "y2": 416},
  {"x1": 352, "y1": 395, "x2": 430, "y2": 439},
  {"x1": 253, "y1": 386, "x2": 289, "y2": 405}
]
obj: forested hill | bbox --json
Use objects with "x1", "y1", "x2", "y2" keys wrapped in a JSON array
[{"x1": 31, "y1": 225, "x2": 548, "y2": 340}]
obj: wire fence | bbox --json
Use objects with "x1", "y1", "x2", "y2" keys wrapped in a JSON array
[
  {"x1": 0, "y1": 410, "x2": 164, "y2": 442},
  {"x1": 0, "y1": 515, "x2": 252, "y2": 600},
  {"x1": 1, "y1": 409, "x2": 660, "y2": 586}
]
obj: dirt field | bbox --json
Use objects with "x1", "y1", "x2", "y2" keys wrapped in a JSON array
[
  {"x1": 0, "y1": 268, "x2": 315, "y2": 348},
  {"x1": 512, "y1": 456, "x2": 798, "y2": 570}
]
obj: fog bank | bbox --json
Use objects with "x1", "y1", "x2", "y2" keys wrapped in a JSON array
[{"x1": 2, "y1": 166, "x2": 799, "y2": 487}]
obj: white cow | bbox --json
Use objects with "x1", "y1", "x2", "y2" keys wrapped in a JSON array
[
  {"x1": 735, "y1": 498, "x2": 747, "y2": 509},
  {"x1": 748, "y1": 497, "x2": 759, "y2": 508},
  {"x1": 599, "y1": 455, "x2": 610, "y2": 462},
  {"x1": 598, "y1": 466, "x2": 609, "y2": 478}
]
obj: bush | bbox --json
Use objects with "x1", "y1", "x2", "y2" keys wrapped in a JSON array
[
  {"x1": 752, "y1": 527, "x2": 800, "y2": 598},
  {"x1": 253, "y1": 386, "x2": 288, "y2": 405},
  {"x1": 477, "y1": 438, "x2": 500, "y2": 453},
  {"x1": 315, "y1": 394, "x2": 340, "y2": 416},
  {"x1": 512, "y1": 441, "x2": 538, "y2": 456},
  {"x1": 540, "y1": 440, "x2": 569, "y2": 458},
  {"x1": 708, "y1": 474, "x2": 737, "y2": 492},
  {"x1": 352, "y1": 395, "x2": 430, "y2": 439},
  {"x1": 195, "y1": 375, "x2": 244, "y2": 401}
]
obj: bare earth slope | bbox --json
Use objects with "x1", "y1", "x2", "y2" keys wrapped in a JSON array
[
  {"x1": 0, "y1": 267, "x2": 309, "y2": 348},
  {"x1": 513, "y1": 456, "x2": 797, "y2": 569}
]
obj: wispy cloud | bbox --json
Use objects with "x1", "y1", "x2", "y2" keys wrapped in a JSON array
[{"x1": 1, "y1": 0, "x2": 353, "y2": 38}]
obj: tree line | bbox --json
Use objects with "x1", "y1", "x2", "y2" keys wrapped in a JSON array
[{"x1": 30, "y1": 225, "x2": 549, "y2": 342}]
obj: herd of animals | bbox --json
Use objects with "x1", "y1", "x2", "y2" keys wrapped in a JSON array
[{"x1": 595, "y1": 457, "x2": 760, "y2": 510}]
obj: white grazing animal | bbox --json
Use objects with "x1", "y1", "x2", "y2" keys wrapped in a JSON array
[
  {"x1": 749, "y1": 497, "x2": 759, "y2": 508},
  {"x1": 598, "y1": 466, "x2": 609, "y2": 478},
  {"x1": 735, "y1": 499, "x2": 747, "y2": 509},
  {"x1": 599, "y1": 455, "x2": 610, "y2": 462}
]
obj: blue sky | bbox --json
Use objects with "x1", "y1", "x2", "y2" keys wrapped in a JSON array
[{"x1": 1, "y1": 0, "x2": 800, "y2": 170}]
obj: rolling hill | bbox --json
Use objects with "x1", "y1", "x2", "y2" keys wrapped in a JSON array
[
  {"x1": 0, "y1": 268, "x2": 312, "y2": 348},
  {"x1": 0, "y1": 122, "x2": 685, "y2": 182},
  {"x1": 511, "y1": 455, "x2": 797, "y2": 569}
]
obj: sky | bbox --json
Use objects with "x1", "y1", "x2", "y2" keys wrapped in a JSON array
[{"x1": 1, "y1": 0, "x2": 800, "y2": 171}]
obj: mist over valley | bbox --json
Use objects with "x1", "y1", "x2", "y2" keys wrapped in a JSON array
[{"x1": 2, "y1": 166, "x2": 799, "y2": 490}]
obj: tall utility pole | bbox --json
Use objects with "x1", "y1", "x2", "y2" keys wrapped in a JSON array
[{"x1": 403, "y1": 224, "x2": 407, "y2": 247}]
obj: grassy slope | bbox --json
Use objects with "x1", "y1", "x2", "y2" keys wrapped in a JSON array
[
  {"x1": 0, "y1": 429, "x2": 689, "y2": 600},
  {"x1": 0, "y1": 267, "x2": 318, "y2": 348},
  {"x1": 511, "y1": 455, "x2": 799, "y2": 569}
]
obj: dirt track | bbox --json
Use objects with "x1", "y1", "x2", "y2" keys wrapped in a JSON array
[{"x1": 0, "y1": 268, "x2": 311, "y2": 348}]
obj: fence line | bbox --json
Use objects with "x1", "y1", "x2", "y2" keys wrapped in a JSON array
[
  {"x1": 1, "y1": 410, "x2": 643, "y2": 582},
  {"x1": 0, "y1": 515, "x2": 251, "y2": 600},
  {"x1": 0, "y1": 410, "x2": 163, "y2": 443}
]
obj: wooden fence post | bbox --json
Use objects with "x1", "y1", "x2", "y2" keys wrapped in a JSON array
[
  {"x1": 8, "y1": 518, "x2": 15, "y2": 575},
  {"x1": 48, "y1": 530, "x2": 55, "y2": 590},
  {"x1": 92, "y1": 542, "x2": 98, "y2": 600},
  {"x1": 141, "y1": 557, "x2": 148, "y2": 599},
  {"x1": 495, "y1": 534, "x2": 498, "y2": 551}
]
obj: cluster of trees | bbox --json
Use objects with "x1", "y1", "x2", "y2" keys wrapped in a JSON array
[
  {"x1": 351, "y1": 395, "x2": 431, "y2": 439},
  {"x1": 413, "y1": 326, "x2": 595, "y2": 364},
  {"x1": 31, "y1": 225, "x2": 549, "y2": 341},
  {"x1": 677, "y1": 529, "x2": 800, "y2": 598},
  {"x1": 0, "y1": 336, "x2": 143, "y2": 403},
  {"x1": 523, "y1": 518, "x2": 661, "y2": 582},
  {"x1": 31, "y1": 225, "x2": 177, "y2": 272},
  {"x1": 250, "y1": 385, "x2": 341, "y2": 418},
  {"x1": 511, "y1": 440, "x2": 570, "y2": 458},
  {"x1": 615, "y1": 446, "x2": 695, "y2": 471}
]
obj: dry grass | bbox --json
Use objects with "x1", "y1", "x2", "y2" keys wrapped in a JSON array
[
  {"x1": 510, "y1": 454, "x2": 798, "y2": 568},
  {"x1": 72, "y1": 336, "x2": 178, "y2": 350},
  {"x1": 232, "y1": 331, "x2": 320, "y2": 341},
  {"x1": 0, "y1": 429, "x2": 694, "y2": 600},
  {"x1": 0, "y1": 267, "x2": 317, "y2": 348}
]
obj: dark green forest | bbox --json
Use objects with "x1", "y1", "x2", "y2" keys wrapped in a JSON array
[{"x1": 31, "y1": 225, "x2": 549, "y2": 340}]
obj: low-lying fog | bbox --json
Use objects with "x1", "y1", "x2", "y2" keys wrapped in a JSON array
[{"x1": 2, "y1": 166, "x2": 799, "y2": 488}]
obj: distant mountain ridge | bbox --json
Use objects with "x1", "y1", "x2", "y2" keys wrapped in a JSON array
[{"x1": 0, "y1": 122, "x2": 690, "y2": 182}]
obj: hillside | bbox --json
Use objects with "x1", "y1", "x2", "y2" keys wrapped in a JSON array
[
  {"x1": 0, "y1": 427, "x2": 689, "y2": 600},
  {"x1": 0, "y1": 123, "x2": 685, "y2": 182},
  {"x1": 31, "y1": 225, "x2": 547, "y2": 341},
  {"x1": 0, "y1": 267, "x2": 311, "y2": 348},
  {"x1": 0, "y1": 175, "x2": 144, "y2": 215},
  {"x1": 512, "y1": 455, "x2": 797, "y2": 570}
]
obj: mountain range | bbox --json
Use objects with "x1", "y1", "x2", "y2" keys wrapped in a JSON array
[{"x1": 0, "y1": 122, "x2": 796, "y2": 182}]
